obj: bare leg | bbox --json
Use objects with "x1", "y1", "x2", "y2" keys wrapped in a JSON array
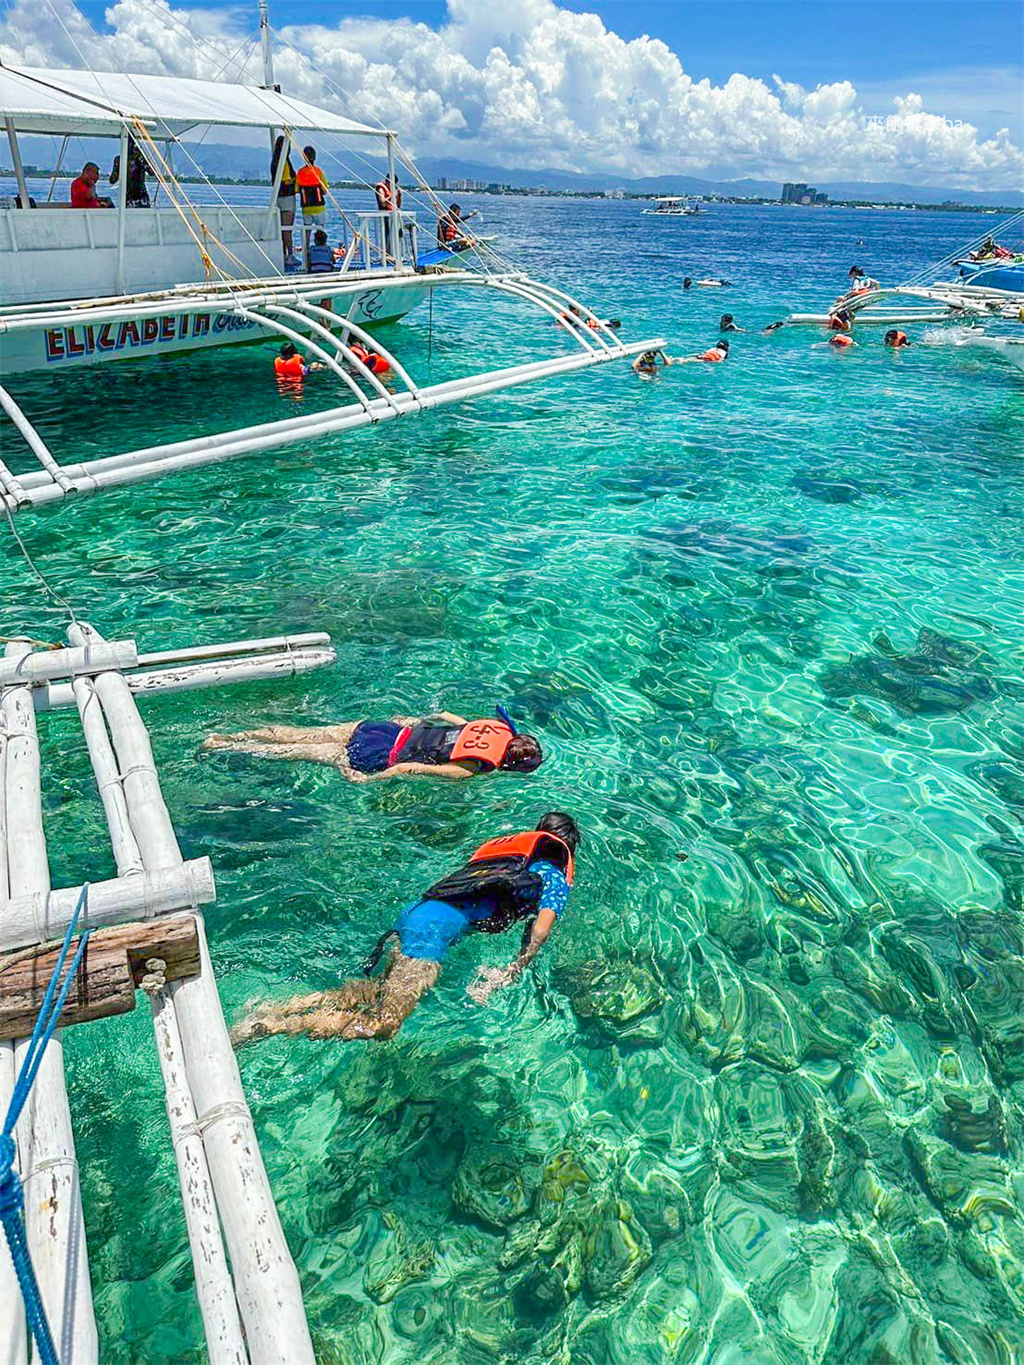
[
  {"x1": 232, "y1": 954, "x2": 440, "y2": 1044},
  {"x1": 336, "y1": 954, "x2": 440, "y2": 1039},
  {"x1": 231, "y1": 977, "x2": 381, "y2": 1044},
  {"x1": 202, "y1": 722, "x2": 361, "y2": 777}
]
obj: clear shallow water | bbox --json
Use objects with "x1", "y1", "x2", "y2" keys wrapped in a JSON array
[{"x1": 3, "y1": 194, "x2": 1024, "y2": 1363}]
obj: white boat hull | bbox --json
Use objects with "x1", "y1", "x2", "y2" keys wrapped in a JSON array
[{"x1": 0, "y1": 279, "x2": 431, "y2": 374}]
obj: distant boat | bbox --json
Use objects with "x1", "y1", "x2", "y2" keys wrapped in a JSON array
[{"x1": 641, "y1": 196, "x2": 706, "y2": 217}]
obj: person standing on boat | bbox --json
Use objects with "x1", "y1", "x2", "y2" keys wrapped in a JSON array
[
  {"x1": 110, "y1": 136, "x2": 151, "y2": 208},
  {"x1": 297, "y1": 146, "x2": 328, "y2": 234},
  {"x1": 231, "y1": 813, "x2": 579, "y2": 1042},
  {"x1": 203, "y1": 709, "x2": 544, "y2": 782},
  {"x1": 271, "y1": 135, "x2": 299, "y2": 267},
  {"x1": 70, "y1": 163, "x2": 112, "y2": 209},
  {"x1": 374, "y1": 173, "x2": 402, "y2": 259}
]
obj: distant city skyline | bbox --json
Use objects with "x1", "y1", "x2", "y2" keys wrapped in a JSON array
[{"x1": 1, "y1": 0, "x2": 1020, "y2": 190}]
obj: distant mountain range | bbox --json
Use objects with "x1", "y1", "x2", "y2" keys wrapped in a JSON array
[{"x1": 11, "y1": 136, "x2": 1022, "y2": 208}]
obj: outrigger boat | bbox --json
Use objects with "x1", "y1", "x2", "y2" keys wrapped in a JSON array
[
  {"x1": 641, "y1": 196, "x2": 705, "y2": 217},
  {"x1": 782, "y1": 210, "x2": 1024, "y2": 330},
  {"x1": 0, "y1": 17, "x2": 663, "y2": 514}
]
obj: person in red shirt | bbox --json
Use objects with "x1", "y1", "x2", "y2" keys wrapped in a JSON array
[{"x1": 70, "y1": 163, "x2": 112, "y2": 209}]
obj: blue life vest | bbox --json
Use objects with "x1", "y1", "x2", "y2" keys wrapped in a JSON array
[{"x1": 308, "y1": 243, "x2": 334, "y2": 274}]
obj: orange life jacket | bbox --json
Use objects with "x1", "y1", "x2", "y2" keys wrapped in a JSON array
[
  {"x1": 830, "y1": 333, "x2": 854, "y2": 348},
  {"x1": 829, "y1": 314, "x2": 851, "y2": 331},
  {"x1": 296, "y1": 164, "x2": 326, "y2": 211},
  {"x1": 469, "y1": 830, "x2": 575, "y2": 885},
  {"x1": 350, "y1": 341, "x2": 390, "y2": 376},
  {"x1": 422, "y1": 827, "x2": 575, "y2": 934},
  {"x1": 700, "y1": 348, "x2": 726, "y2": 362},
  {"x1": 441, "y1": 218, "x2": 459, "y2": 242},
  {"x1": 890, "y1": 331, "x2": 908, "y2": 347},
  {"x1": 449, "y1": 720, "x2": 514, "y2": 769},
  {"x1": 375, "y1": 180, "x2": 393, "y2": 210},
  {"x1": 274, "y1": 353, "x2": 305, "y2": 377}
]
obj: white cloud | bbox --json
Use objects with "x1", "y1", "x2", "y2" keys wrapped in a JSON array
[{"x1": 1, "y1": 0, "x2": 1021, "y2": 188}]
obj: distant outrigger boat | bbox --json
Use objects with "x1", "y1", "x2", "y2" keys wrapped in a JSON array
[
  {"x1": 641, "y1": 196, "x2": 705, "y2": 216},
  {"x1": 781, "y1": 210, "x2": 1024, "y2": 371},
  {"x1": 0, "y1": 15, "x2": 663, "y2": 513}
]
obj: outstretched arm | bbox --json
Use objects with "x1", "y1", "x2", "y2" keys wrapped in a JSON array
[
  {"x1": 365, "y1": 760, "x2": 474, "y2": 781},
  {"x1": 467, "y1": 909, "x2": 557, "y2": 1004}
]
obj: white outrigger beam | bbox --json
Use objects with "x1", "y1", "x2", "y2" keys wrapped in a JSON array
[
  {"x1": 1, "y1": 624, "x2": 336, "y2": 1364},
  {"x1": 0, "y1": 271, "x2": 664, "y2": 514}
]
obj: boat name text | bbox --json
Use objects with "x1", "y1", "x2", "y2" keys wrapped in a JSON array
[{"x1": 44, "y1": 312, "x2": 256, "y2": 362}]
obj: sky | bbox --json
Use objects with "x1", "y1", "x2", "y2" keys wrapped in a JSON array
[{"x1": 2, "y1": 0, "x2": 1022, "y2": 188}]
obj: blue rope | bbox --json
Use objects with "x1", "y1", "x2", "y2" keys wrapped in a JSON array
[{"x1": 0, "y1": 885, "x2": 91, "y2": 1365}]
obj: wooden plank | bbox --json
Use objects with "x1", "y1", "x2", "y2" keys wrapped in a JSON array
[{"x1": 0, "y1": 914, "x2": 199, "y2": 1040}]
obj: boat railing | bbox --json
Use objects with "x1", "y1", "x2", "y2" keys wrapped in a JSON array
[{"x1": 313, "y1": 210, "x2": 419, "y2": 275}]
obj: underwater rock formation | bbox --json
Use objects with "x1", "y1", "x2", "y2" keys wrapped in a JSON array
[
  {"x1": 555, "y1": 957, "x2": 667, "y2": 1044},
  {"x1": 819, "y1": 627, "x2": 996, "y2": 715}
]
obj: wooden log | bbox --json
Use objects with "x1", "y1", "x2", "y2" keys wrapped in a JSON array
[
  {"x1": 0, "y1": 860, "x2": 216, "y2": 954},
  {"x1": 3, "y1": 644, "x2": 97, "y2": 1364},
  {"x1": 0, "y1": 641, "x2": 137, "y2": 688},
  {"x1": 0, "y1": 915, "x2": 200, "y2": 1041}
]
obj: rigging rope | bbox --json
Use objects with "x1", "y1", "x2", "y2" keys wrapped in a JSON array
[
  {"x1": 0, "y1": 886, "x2": 92, "y2": 1365},
  {"x1": 1, "y1": 500, "x2": 80, "y2": 627}
]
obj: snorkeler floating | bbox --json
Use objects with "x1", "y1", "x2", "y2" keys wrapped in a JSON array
[
  {"x1": 231, "y1": 812, "x2": 580, "y2": 1042},
  {"x1": 203, "y1": 709, "x2": 543, "y2": 782},
  {"x1": 633, "y1": 340, "x2": 729, "y2": 374}
]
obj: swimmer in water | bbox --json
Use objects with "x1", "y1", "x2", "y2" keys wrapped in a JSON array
[
  {"x1": 719, "y1": 314, "x2": 744, "y2": 332},
  {"x1": 203, "y1": 711, "x2": 543, "y2": 782},
  {"x1": 829, "y1": 333, "x2": 856, "y2": 349},
  {"x1": 273, "y1": 341, "x2": 325, "y2": 383},
  {"x1": 763, "y1": 320, "x2": 785, "y2": 334},
  {"x1": 696, "y1": 278, "x2": 731, "y2": 288},
  {"x1": 884, "y1": 329, "x2": 910, "y2": 348},
  {"x1": 231, "y1": 812, "x2": 580, "y2": 1042},
  {"x1": 682, "y1": 277, "x2": 693, "y2": 290},
  {"x1": 675, "y1": 339, "x2": 730, "y2": 364},
  {"x1": 632, "y1": 348, "x2": 672, "y2": 375}
]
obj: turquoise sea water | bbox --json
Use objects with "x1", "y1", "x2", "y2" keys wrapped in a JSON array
[{"x1": 3, "y1": 190, "x2": 1024, "y2": 1363}]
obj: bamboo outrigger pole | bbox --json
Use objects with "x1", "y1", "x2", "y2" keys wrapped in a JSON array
[
  {"x1": 1, "y1": 641, "x2": 98, "y2": 1365},
  {"x1": 69, "y1": 622, "x2": 315, "y2": 1362}
]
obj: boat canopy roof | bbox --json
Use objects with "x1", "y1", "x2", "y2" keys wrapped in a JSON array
[{"x1": 0, "y1": 64, "x2": 387, "y2": 138}]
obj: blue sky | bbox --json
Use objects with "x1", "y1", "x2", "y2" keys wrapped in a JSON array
[
  {"x1": 10, "y1": 0, "x2": 1023, "y2": 184},
  {"x1": 72, "y1": 0, "x2": 1023, "y2": 99}
]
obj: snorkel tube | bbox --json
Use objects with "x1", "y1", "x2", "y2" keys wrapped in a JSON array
[{"x1": 495, "y1": 704, "x2": 518, "y2": 736}]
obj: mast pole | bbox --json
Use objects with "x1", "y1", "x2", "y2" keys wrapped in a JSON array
[{"x1": 259, "y1": 0, "x2": 275, "y2": 89}]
